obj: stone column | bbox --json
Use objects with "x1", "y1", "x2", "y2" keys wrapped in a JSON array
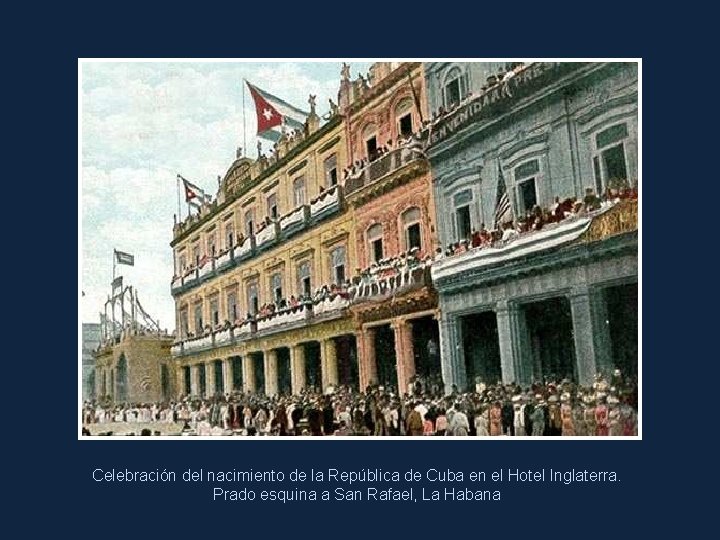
[
  {"x1": 205, "y1": 361, "x2": 216, "y2": 398},
  {"x1": 242, "y1": 355, "x2": 256, "y2": 393},
  {"x1": 176, "y1": 368, "x2": 185, "y2": 399},
  {"x1": 290, "y1": 345, "x2": 306, "y2": 394},
  {"x1": 205, "y1": 360, "x2": 215, "y2": 398},
  {"x1": 392, "y1": 319, "x2": 416, "y2": 395},
  {"x1": 190, "y1": 364, "x2": 200, "y2": 397},
  {"x1": 222, "y1": 358, "x2": 233, "y2": 394},
  {"x1": 357, "y1": 327, "x2": 378, "y2": 391},
  {"x1": 264, "y1": 350, "x2": 278, "y2": 396},
  {"x1": 495, "y1": 301, "x2": 532, "y2": 386},
  {"x1": 439, "y1": 313, "x2": 465, "y2": 394},
  {"x1": 321, "y1": 338, "x2": 339, "y2": 392},
  {"x1": 570, "y1": 286, "x2": 612, "y2": 385}
]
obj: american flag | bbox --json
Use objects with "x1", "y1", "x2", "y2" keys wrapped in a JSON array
[{"x1": 494, "y1": 160, "x2": 512, "y2": 228}]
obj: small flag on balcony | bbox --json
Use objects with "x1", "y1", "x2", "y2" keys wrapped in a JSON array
[
  {"x1": 115, "y1": 249, "x2": 135, "y2": 266},
  {"x1": 494, "y1": 160, "x2": 513, "y2": 228}
]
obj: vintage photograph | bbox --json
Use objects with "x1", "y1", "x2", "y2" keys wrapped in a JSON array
[{"x1": 80, "y1": 59, "x2": 639, "y2": 437}]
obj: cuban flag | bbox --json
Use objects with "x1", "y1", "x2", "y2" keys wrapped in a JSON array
[{"x1": 246, "y1": 81, "x2": 309, "y2": 142}]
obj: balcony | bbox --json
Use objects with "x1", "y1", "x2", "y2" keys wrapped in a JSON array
[
  {"x1": 198, "y1": 259, "x2": 213, "y2": 279},
  {"x1": 215, "y1": 249, "x2": 233, "y2": 271},
  {"x1": 349, "y1": 262, "x2": 433, "y2": 304},
  {"x1": 309, "y1": 185, "x2": 342, "y2": 221},
  {"x1": 279, "y1": 205, "x2": 309, "y2": 235},
  {"x1": 255, "y1": 303, "x2": 312, "y2": 333},
  {"x1": 214, "y1": 327, "x2": 233, "y2": 346},
  {"x1": 235, "y1": 235, "x2": 254, "y2": 260},
  {"x1": 171, "y1": 292, "x2": 350, "y2": 358},
  {"x1": 255, "y1": 221, "x2": 279, "y2": 250},
  {"x1": 345, "y1": 144, "x2": 427, "y2": 197},
  {"x1": 431, "y1": 199, "x2": 638, "y2": 287},
  {"x1": 313, "y1": 293, "x2": 350, "y2": 317},
  {"x1": 170, "y1": 191, "x2": 346, "y2": 297}
]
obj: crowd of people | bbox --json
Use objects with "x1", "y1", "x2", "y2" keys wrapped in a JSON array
[
  {"x1": 440, "y1": 186, "x2": 638, "y2": 258},
  {"x1": 83, "y1": 370, "x2": 637, "y2": 437}
]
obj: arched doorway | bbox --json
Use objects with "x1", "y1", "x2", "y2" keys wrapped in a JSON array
[{"x1": 116, "y1": 354, "x2": 129, "y2": 402}]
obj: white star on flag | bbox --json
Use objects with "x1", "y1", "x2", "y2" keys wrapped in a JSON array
[{"x1": 263, "y1": 108, "x2": 273, "y2": 121}]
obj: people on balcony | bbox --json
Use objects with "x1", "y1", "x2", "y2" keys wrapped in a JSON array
[{"x1": 441, "y1": 187, "x2": 637, "y2": 260}]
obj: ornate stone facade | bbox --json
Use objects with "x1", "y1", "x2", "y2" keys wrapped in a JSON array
[
  {"x1": 342, "y1": 62, "x2": 441, "y2": 393},
  {"x1": 426, "y1": 62, "x2": 639, "y2": 392},
  {"x1": 94, "y1": 334, "x2": 175, "y2": 404}
]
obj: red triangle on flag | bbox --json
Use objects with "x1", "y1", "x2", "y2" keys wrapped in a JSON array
[
  {"x1": 185, "y1": 184, "x2": 198, "y2": 201},
  {"x1": 247, "y1": 82, "x2": 282, "y2": 133}
]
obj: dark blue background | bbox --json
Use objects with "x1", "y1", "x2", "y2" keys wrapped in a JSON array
[{"x1": 9, "y1": 3, "x2": 697, "y2": 538}]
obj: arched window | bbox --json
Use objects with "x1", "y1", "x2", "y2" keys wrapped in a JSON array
[
  {"x1": 226, "y1": 291, "x2": 237, "y2": 322},
  {"x1": 193, "y1": 302, "x2": 203, "y2": 334},
  {"x1": 362, "y1": 123, "x2": 378, "y2": 161},
  {"x1": 297, "y1": 261, "x2": 312, "y2": 298},
  {"x1": 244, "y1": 208, "x2": 255, "y2": 236},
  {"x1": 443, "y1": 67, "x2": 467, "y2": 110},
  {"x1": 206, "y1": 233, "x2": 216, "y2": 258},
  {"x1": 210, "y1": 295, "x2": 219, "y2": 326},
  {"x1": 293, "y1": 176, "x2": 306, "y2": 207},
  {"x1": 271, "y1": 272, "x2": 283, "y2": 303},
  {"x1": 330, "y1": 246, "x2": 346, "y2": 285},
  {"x1": 453, "y1": 189, "x2": 473, "y2": 241},
  {"x1": 402, "y1": 207, "x2": 422, "y2": 251},
  {"x1": 514, "y1": 159, "x2": 540, "y2": 214},
  {"x1": 395, "y1": 97, "x2": 414, "y2": 139},
  {"x1": 225, "y1": 220, "x2": 234, "y2": 248},
  {"x1": 367, "y1": 223, "x2": 384, "y2": 263},
  {"x1": 246, "y1": 282, "x2": 259, "y2": 316},
  {"x1": 593, "y1": 122, "x2": 630, "y2": 194}
]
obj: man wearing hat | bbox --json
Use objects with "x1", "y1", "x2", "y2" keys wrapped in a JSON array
[
  {"x1": 531, "y1": 396, "x2": 545, "y2": 436},
  {"x1": 512, "y1": 395, "x2": 525, "y2": 436},
  {"x1": 560, "y1": 393, "x2": 575, "y2": 436},
  {"x1": 594, "y1": 395, "x2": 609, "y2": 436}
]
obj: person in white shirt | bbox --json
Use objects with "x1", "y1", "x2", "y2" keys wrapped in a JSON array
[{"x1": 502, "y1": 68, "x2": 516, "y2": 97}]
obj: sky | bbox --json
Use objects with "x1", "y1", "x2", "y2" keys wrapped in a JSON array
[{"x1": 80, "y1": 60, "x2": 373, "y2": 330}]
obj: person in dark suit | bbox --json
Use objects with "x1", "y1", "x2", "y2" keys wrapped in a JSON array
[
  {"x1": 322, "y1": 397, "x2": 335, "y2": 435},
  {"x1": 502, "y1": 396, "x2": 515, "y2": 436},
  {"x1": 307, "y1": 401, "x2": 322, "y2": 436},
  {"x1": 524, "y1": 395, "x2": 535, "y2": 436},
  {"x1": 291, "y1": 403, "x2": 303, "y2": 436}
]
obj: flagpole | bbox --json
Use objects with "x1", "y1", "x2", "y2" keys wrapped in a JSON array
[
  {"x1": 242, "y1": 79, "x2": 247, "y2": 158},
  {"x1": 176, "y1": 174, "x2": 182, "y2": 224}
]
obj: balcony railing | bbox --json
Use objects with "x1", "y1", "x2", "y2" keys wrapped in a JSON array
[
  {"x1": 279, "y1": 205, "x2": 309, "y2": 233},
  {"x1": 430, "y1": 199, "x2": 637, "y2": 284},
  {"x1": 313, "y1": 293, "x2": 350, "y2": 316},
  {"x1": 255, "y1": 221, "x2": 279, "y2": 249},
  {"x1": 309, "y1": 185, "x2": 342, "y2": 218},
  {"x1": 198, "y1": 259, "x2": 213, "y2": 279},
  {"x1": 215, "y1": 249, "x2": 232, "y2": 270},
  {"x1": 170, "y1": 191, "x2": 344, "y2": 296},
  {"x1": 344, "y1": 141, "x2": 427, "y2": 195},
  {"x1": 171, "y1": 294, "x2": 349, "y2": 358},
  {"x1": 255, "y1": 303, "x2": 312, "y2": 332},
  {"x1": 349, "y1": 263, "x2": 432, "y2": 304}
]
